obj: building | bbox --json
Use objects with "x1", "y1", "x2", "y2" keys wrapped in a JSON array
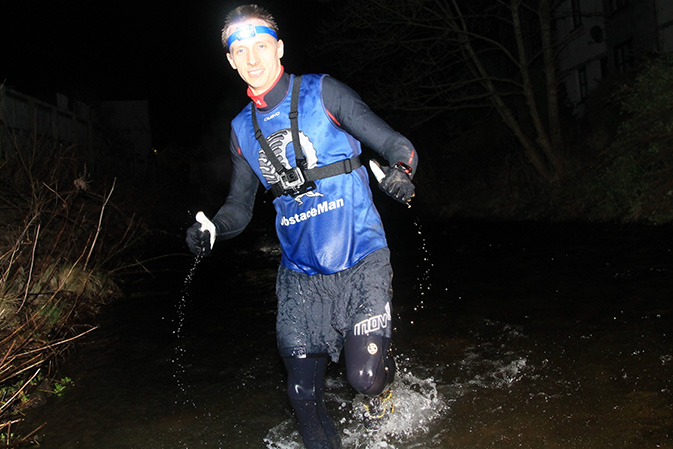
[{"x1": 555, "y1": 0, "x2": 673, "y2": 116}]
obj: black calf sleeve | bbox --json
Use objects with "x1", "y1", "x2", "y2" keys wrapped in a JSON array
[
  {"x1": 283, "y1": 355, "x2": 342, "y2": 449},
  {"x1": 344, "y1": 334, "x2": 395, "y2": 396}
]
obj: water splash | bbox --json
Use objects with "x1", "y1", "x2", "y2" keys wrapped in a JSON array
[
  {"x1": 171, "y1": 253, "x2": 203, "y2": 408},
  {"x1": 263, "y1": 421, "x2": 303, "y2": 449},
  {"x1": 345, "y1": 368, "x2": 448, "y2": 449},
  {"x1": 263, "y1": 366, "x2": 448, "y2": 449},
  {"x1": 408, "y1": 216, "x2": 433, "y2": 327},
  {"x1": 453, "y1": 321, "x2": 530, "y2": 390}
]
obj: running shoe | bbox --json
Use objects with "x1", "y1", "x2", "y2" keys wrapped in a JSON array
[{"x1": 362, "y1": 388, "x2": 394, "y2": 431}]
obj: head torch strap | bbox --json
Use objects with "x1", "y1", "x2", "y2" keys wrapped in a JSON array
[{"x1": 227, "y1": 24, "x2": 277, "y2": 48}]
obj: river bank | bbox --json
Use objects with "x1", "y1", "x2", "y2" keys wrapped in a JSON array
[{"x1": 13, "y1": 218, "x2": 673, "y2": 448}]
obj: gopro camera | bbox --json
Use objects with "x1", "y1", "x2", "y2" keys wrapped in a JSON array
[
  {"x1": 278, "y1": 167, "x2": 316, "y2": 197},
  {"x1": 279, "y1": 167, "x2": 306, "y2": 192}
]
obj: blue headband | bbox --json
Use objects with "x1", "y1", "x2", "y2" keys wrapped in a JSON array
[{"x1": 227, "y1": 24, "x2": 278, "y2": 48}]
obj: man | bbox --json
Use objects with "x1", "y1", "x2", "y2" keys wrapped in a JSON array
[{"x1": 186, "y1": 5, "x2": 418, "y2": 448}]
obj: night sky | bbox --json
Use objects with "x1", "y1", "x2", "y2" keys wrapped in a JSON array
[{"x1": 1, "y1": 1, "x2": 332, "y2": 147}]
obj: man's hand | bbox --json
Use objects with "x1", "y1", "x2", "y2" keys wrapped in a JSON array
[
  {"x1": 186, "y1": 223, "x2": 213, "y2": 257},
  {"x1": 379, "y1": 164, "x2": 415, "y2": 205}
]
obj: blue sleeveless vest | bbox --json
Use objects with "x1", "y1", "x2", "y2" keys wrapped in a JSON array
[{"x1": 231, "y1": 74, "x2": 387, "y2": 275}]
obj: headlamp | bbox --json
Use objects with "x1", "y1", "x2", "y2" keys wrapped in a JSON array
[{"x1": 227, "y1": 24, "x2": 278, "y2": 48}]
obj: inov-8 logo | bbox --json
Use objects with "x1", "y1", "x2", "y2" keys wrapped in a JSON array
[{"x1": 353, "y1": 303, "x2": 391, "y2": 336}]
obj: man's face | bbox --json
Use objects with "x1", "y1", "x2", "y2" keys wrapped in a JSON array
[{"x1": 226, "y1": 19, "x2": 284, "y2": 96}]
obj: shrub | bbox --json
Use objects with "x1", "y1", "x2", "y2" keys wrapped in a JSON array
[
  {"x1": 0, "y1": 141, "x2": 147, "y2": 444},
  {"x1": 593, "y1": 53, "x2": 673, "y2": 223}
]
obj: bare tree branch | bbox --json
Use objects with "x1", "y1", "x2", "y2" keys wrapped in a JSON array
[{"x1": 316, "y1": 0, "x2": 568, "y2": 180}]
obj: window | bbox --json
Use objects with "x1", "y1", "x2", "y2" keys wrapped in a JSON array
[
  {"x1": 571, "y1": 0, "x2": 582, "y2": 28},
  {"x1": 608, "y1": 0, "x2": 630, "y2": 13},
  {"x1": 578, "y1": 66, "x2": 588, "y2": 101},
  {"x1": 525, "y1": 11, "x2": 541, "y2": 56},
  {"x1": 614, "y1": 40, "x2": 633, "y2": 73},
  {"x1": 600, "y1": 56, "x2": 609, "y2": 79}
]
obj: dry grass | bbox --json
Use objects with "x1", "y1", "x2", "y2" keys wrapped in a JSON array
[{"x1": 0, "y1": 135, "x2": 147, "y2": 445}]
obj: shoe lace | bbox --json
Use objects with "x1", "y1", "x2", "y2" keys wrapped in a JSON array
[{"x1": 364, "y1": 389, "x2": 394, "y2": 419}]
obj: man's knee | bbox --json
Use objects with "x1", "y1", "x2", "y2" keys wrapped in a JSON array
[
  {"x1": 284, "y1": 355, "x2": 328, "y2": 401},
  {"x1": 287, "y1": 378, "x2": 316, "y2": 402},
  {"x1": 345, "y1": 335, "x2": 395, "y2": 395},
  {"x1": 347, "y1": 356, "x2": 395, "y2": 396}
]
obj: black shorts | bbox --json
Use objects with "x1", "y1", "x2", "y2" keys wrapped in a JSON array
[{"x1": 276, "y1": 247, "x2": 393, "y2": 362}]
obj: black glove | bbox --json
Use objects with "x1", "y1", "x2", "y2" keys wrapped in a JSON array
[
  {"x1": 186, "y1": 223, "x2": 212, "y2": 257},
  {"x1": 379, "y1": 164, "x2": 415, "y2": 204}
]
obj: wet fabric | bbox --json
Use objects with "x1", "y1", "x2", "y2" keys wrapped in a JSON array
[
  {"x1": 276, "y1": 247, "x2": 393, "y2": 362},
  {"x1": 283, "y1": 356, "x2": 342, "y2": 449},
  {"x1": 344, "y1": 333, "x2": 395, "y2": 395},
  {"x1": 207, "y1": 71, "x2": 418, "y2": 269},
  {"x1": 231, "y1": 74, "x2": 387, "y2": 275}
]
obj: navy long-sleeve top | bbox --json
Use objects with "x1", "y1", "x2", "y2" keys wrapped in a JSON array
[{"x1": 210, "y1": 70, "x2": 418, "y2": 240}]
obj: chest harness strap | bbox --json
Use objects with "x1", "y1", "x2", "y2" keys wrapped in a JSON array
[{"x1": 251, "y1": 75, "x2": 361, "y2": 198}]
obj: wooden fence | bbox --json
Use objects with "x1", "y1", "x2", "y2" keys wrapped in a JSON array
[
  {"x1": 0, "y1": 86, "x2": 96, "y2": 160},
  {"x1": 0, "y1": 86, "x2": 153, "y2": 176}
]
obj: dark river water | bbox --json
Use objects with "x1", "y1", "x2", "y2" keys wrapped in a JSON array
[{"x1": 20, "y1": 218, "x2": 673, "y2": 448}]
